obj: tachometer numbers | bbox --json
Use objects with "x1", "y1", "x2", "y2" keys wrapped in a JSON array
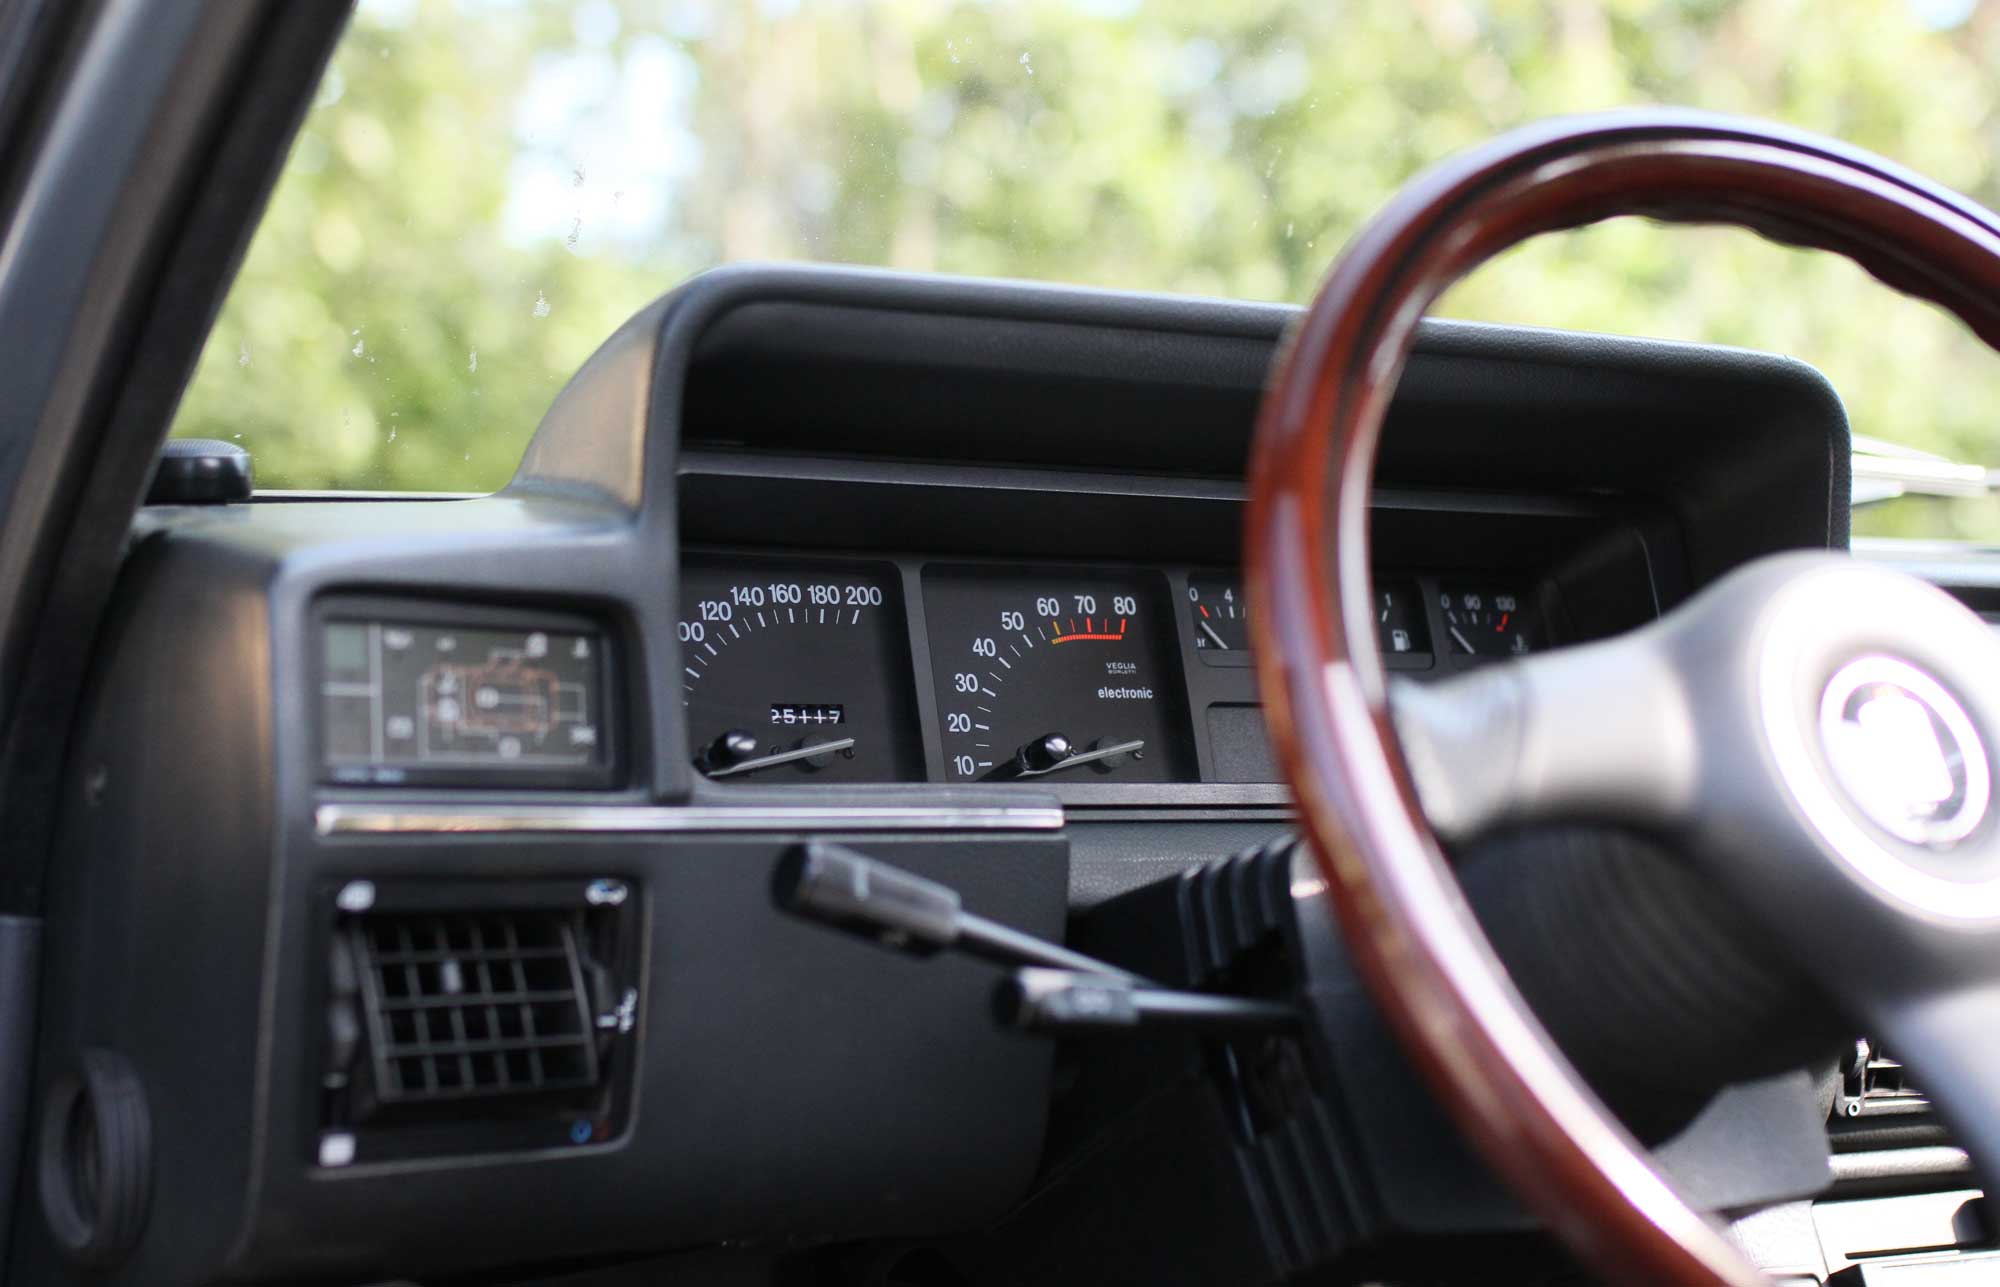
[
  {"x1": 679, "y1": 559, "x2": 923, "y2": 782},
  {"x1": 924, "y1": 568, "x2": 1191, "y2": 783}
]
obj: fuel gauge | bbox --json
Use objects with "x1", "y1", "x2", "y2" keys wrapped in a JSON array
[
  {"x1": 1191, "y1": 574, "x2": 1430, "y2": 668},
  {"x1": 1376, "y1": 581, "x2": 1431, "y2": 663}
]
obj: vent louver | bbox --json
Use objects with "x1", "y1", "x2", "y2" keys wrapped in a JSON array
[
  {"x1": 318, "y1": 877, "x2": 639, "y2": 1167},
  {"x1": 351, "y1": 912, "x2": 599, "y2": 1105},
  {"x1": 1836, "y1": 1038, "x2": 1928, "y2": 1120}
]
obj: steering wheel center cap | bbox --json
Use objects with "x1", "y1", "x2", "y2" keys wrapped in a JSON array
[{"x1": 1818, "y1": 655, "x2": 1990, "y2": 849}]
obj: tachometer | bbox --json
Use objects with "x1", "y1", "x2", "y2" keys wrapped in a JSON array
[
  {"x1": 923, "y1": 568, "x2": 1190, "y2": 783},
  {"x1": 679, "y1": 558, "x2": 923, "y2": 782}
]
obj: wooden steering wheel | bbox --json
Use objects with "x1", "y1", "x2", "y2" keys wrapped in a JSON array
[{"x1": 1247, "y1": 110, "x2": 2000, "y2": 1285}]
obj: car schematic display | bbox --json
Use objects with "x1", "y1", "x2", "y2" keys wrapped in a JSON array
[{"x1": 320, "y1": 616, "x2": 609, "y2": 784}]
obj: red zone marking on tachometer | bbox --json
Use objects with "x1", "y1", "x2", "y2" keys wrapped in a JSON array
[{"x1": 1050, "y1": 617, "x2": 1128, "y2": 645}]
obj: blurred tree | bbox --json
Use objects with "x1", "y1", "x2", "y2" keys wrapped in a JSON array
[{"x1": 171, "y1": 0, "x2": 2000, "y2": 538}]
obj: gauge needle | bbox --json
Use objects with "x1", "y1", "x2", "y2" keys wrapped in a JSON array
[
  {"x1": 704, "y1": 736, "x2": 856, "y2": 779},
  {"x1": 1448, "y1": 625, "x2": 1477, "y2": 654},
  {"x1": 993, "y1": 738, "x2": 1147, "y2": 780},
  {"x1": 1198, "y1": 621, "x2": 1230, "y2": 651}
]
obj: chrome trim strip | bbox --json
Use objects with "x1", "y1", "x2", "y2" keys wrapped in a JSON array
[
  {"x1": 1828, "y1": 1145, "x2": 1970, "y2": 1183},
  {"x1": 316, "y1": 802, "x2": 1065, "y2": 836}
]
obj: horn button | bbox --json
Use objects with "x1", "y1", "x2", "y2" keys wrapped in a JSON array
[{"x1": 1818, "y1": 655, "x2": 1990, "y2": 850}]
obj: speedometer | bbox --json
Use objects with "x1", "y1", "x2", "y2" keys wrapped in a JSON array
[
  {"x1": 923, "y1": 567, "x2": 1191, "y2": 783},
  {"x1": 679, "y1": 557, "x2": 923, "y2": 782}
]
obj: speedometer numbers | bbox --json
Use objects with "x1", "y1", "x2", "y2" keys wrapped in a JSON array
[
  {"x1": 924, "y1": 570, "x2": 1190, "y2": 783},
  {"x1": 678, "y1": 560, "x2": 923, "y2": 782}
]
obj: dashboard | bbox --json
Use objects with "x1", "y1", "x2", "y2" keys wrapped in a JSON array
[{"x1": 23, "y1": 264, "x2": 1870, "y2": 1287}]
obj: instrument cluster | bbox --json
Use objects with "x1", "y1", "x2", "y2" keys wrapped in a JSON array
[{"x1": 674, "y1": 551, "x2": 1561, "y2": 788}]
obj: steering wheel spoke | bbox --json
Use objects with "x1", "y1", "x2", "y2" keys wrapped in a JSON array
[
  {"x1": 1867, "y1": 979, "x2": 2000, "y2": 1175},
  {"x1": 1390, "y1": 629, "x2": 1697, "y2": 845}
]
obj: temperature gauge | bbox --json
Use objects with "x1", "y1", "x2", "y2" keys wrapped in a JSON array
[{"x1": 1440, "y1": 585, "x2": 1538, "y2": 660}]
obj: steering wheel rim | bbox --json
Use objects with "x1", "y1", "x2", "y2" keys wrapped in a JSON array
[{"x1": 1246, "y1": 109, "x2": 2000, "y2": 1286}]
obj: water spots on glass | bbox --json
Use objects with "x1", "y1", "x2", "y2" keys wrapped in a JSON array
[
  {"x1": 572, "y1": 164, "x2": 585, "y2": 187},
  {"x1": 1019, "y1": 51, "x2": 1033, "y2": 76},
  {"x1": 532, "y1": 290, "x2": 550, "y2": 318},
  {"x1": 1284, "y1": 222, "x2": 1294, "y2": 239},
  {"x1": 351, "y1": 337, "x2": 365, "y2": 357},
  {"x1": 947, "y1": 39, "x2": 958, "y2": 64},
  {"x1": 237, "y1": 343, "x2": 250, "y2": 368},
  {"x1": 388, "y1": 426, "x2": 397, "y2": 443},
  {"x1": 468, "y1": 349, "x2": 478, "y2": 374},
  {"x1": 566, "y1": 217, "x2": 582, "y2": 249}
]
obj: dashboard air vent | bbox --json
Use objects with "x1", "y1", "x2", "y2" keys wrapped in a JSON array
[
  {"x1": 351, "y1": 912, "x2": 598, "y2": 1104},
  {"x1": 1836, "y1": 1038, "x2": 1928, "y2": 1120},
  {"x1": 318, "y1": 877, "x2": 640, "y2": 1166}
]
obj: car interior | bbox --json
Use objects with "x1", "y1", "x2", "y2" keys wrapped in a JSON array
[{"x1": 6, "y1": 4, "x2": 2000, "y2": 1286}]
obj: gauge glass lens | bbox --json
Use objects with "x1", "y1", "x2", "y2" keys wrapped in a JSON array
[
  {"x1": 925, "y1": 568, "x2": 1190, "y2": 783},
  {"x1": 1192, "y1": 574, "x2": 1430, "y2": 667},
  {"x1": 1188, "y1": 575, "x2": 1250, "y2": 661},
  {"x1": 1439, "y1": 585, "x2": 1537, "y2": 660},
  {"x1": 322, "y1": 620, "x2": 606, "y2": 781},
  {"x1": 679, "y1": 559, "x2": 922, "y2": 782},
  {"x1": 1375, "y1": 580, "x2": 1431, "y2": 660}
]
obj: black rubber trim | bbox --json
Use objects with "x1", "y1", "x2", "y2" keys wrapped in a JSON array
[{"x1": 36, "y1": 1048, "x2": 150, "y2": 1268}]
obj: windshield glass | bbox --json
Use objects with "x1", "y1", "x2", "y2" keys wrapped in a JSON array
[{"x1": 173, "y1": 0, "x2": 2000, "y2": 538}]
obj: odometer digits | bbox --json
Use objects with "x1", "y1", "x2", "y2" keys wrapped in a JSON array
[
  {"x1": 679, "y1": 559, "x2": 922, "y2": 782},
  {"x1": 924, "y1": 568, "x2": 1190, "y2": 783}
]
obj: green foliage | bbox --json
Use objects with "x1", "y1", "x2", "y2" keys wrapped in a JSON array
[{"x1": 172, "y1": 0, "x2": 2000, "y2": 540}]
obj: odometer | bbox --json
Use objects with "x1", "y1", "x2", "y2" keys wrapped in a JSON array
[
  {"x1": 923, "y1": 567, "x2": 1190, "y2": 783},
  {"x1": 679, "y1": 558, "x2": 923, "y2": 782}
]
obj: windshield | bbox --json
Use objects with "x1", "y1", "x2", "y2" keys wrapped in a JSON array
[{"x1": 173, "y1": 0, "x2": 2000, "y2": 538}]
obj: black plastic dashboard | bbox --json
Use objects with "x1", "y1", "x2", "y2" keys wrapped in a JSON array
[{"x1": 17, "y1": 264, "x2": 1861, "y2": 1285}]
